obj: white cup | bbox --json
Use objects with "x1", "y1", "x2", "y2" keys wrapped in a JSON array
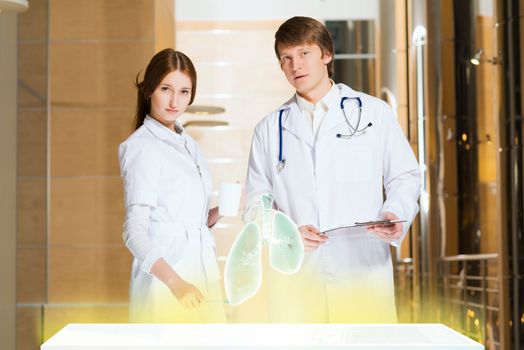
[{"x1": 218, "y1": 182, "x2": 242, "y2": 217}]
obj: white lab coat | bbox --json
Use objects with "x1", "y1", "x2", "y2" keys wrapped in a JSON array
[
  {"x1": 119, "y1": 116, "x2": 226, "y2": 323},
  {"x1": 245, "y1": 84, "x2": 421, "y2": 323}
]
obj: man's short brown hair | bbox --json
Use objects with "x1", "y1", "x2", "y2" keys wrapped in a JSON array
[{"x1": 274, "y1": 16, "x2": 335, "y2": 77}]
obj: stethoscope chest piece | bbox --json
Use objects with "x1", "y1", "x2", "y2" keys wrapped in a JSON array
[
  {"x1": 337, "y1": 96, "x2": 372, "y2": 139},
  {"x1": 275, "y1": 96, "x2": 371, "y2": 175},
  {"x1": 276, "y1": 158, "x2": 286, "y2": 173}
]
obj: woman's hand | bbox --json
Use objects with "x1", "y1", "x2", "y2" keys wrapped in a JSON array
[
  {"x1": 150, "y1": 258, "x2": 205, "y2": 309},
  {"x1": 167, "y1": 275, "x2": 205, "y2": 309}
]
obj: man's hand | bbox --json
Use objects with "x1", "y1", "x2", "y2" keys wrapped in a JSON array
[
  {"x1": 299, "y1": 225, "x2": 328, "y2": 251},
  {"x1": 367, "y1": 211, "x2": 403, "y2": 243}
]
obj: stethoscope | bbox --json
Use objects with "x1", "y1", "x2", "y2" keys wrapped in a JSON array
[{"x1": 276, "y1": 96, "x2": 372, "y2": 173}]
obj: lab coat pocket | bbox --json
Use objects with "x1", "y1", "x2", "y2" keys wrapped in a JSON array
[
  {"x1": 366, "y1": 237, "x2": 391, "y2": 267},
  {"x1": 334, "y1": 146, "x2": 373, "y2": 183}
]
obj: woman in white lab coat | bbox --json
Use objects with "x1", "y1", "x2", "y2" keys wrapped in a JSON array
[
  {"x1": 118, "y1": 49, "x2": 226, "y2": 323},
  {"x1": 245, "y1": 17, "x2": 421, "y2": 323}
]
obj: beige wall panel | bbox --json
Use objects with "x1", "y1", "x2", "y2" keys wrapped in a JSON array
[
  {"x1": 0, "y1": 13, "x2": 18, "y2": 350},
  {"x1": 189, "y1": 95, "x2": 294, "y2": 128},
  {"x1": 215, "y1": 215, "x2": 242, "y2": 228},
  {"x1": 50, "y1": 43, "x2": 152, "y2": 108},
  {"x1": 408, "y1": 117, "x2": 419, "y2": 146},
  {"x1": 176, "y1": 29, "x2": 278, "y2": 63},
  {"x1": 18, "y1": 86, "x2": 47, "y2": 110},
  {"x1": 195, "y1": 63, "x2": 289, "y2": 96},
  {"x1": 48, "y1": 246, "x2": 130, "y2": 303},
  {"x1": 185, "y1": 127, "x2": 254, "y2": 159},
  {"x1": 478, "y1": 142, "x2": 497, "y2": 183},
  {"x1": 18, "y1": 0, "x2": 48, "y2": 42},
  {"x1": 16, "y1": 247, "x2": 46, "y2": 303},
  {"x1": 208, "y1": 161, "x2": 249, "y2": 190},
  {"x1": 50, "y1": 178, "x2": 124, "y2": 245},
  {"x1": 18, "y1": 43, "x2": 47, "y2": 108},
  {"x1": 18, "y1": 110, "x2": 47, "y2": 177},
  {"x1": 475, "y1": 17, "x2": 494, "y2": 122},
  {"x1": 50, "y1": 109, "x2": 133, "y2": 177},
  {"x1": 50, "y1": 0, "x2": 154, "y2": 41},
  {"x1": 176, "y1": 21, "x2": 283, "y2": 31},
  {"x1": 48, "y1": 246, "x2": 95, "y2": 302},
  {"x1": 155, "y1": 0, "x2": 175, "y2": 51},
  {"x1": 209, "y1": 193, "x2": 219, "y2": 208},
  {"x1": 393, "y1": 0, "x2": 407, "y2": 51},
  {"x1": 16, "y1": 306, "x2": 43, "y2": 350},
  {"x1": 479, "y1": 181, "x2": 497, "y2": 253},
  {"x1": 18, "y1": 178, "x2": 46, "y2": 245},
  {"x1": 43, "y1": 305, "x2": 128, "y2": 341},
  {"x1": 93, "y1": 247, "x2": 132, "y2": 303},
  {"x1": 394, "y1": 50, "x2": 408, "y2": 106},
  {"x1": 476, "y1": 16, "x2": 496, "y2": 183},
  {"x1": 440, "y1": 0, "x2": 454, "y2": 41},
  {"x1": 397, "y1": 105, "x2": 409, "y2": 135}
]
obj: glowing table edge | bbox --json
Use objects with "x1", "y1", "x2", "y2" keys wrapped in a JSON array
[{"x1": 41, "y1": 323, "x2": 484, "y2": 349}]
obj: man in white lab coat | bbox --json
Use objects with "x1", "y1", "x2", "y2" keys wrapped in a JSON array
[{"x1": 245, "y1": 16, "x2": 421, "y2": 322}]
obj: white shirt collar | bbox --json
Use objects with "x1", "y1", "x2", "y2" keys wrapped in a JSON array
[
  {"x1": 143, "y1": 115, "x2": 185, "y2": 142},
  {"x1": 296, "y1": 81, "x2": 339, "y2": 113}
]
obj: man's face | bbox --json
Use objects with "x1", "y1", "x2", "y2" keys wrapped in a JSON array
[{"x1": 278, "y1": 43, "x2": 332, "y2": 100}]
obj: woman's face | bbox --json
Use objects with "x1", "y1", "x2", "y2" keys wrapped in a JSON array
[{"x1": 149, "y1": 70, "x2": 192, "y2": 129}]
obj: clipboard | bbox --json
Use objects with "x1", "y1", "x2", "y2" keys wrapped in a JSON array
[
  {"x1": 354, "y1": 219, "x2": 406, "y2": 227},
  {"x1": 322, "y1": 219, "x2": 406, "y2": 235}
]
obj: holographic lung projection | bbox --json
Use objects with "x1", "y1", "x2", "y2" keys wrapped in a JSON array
[{"x1": 224, "y1": 194, "x2": 304, "y2": 306}]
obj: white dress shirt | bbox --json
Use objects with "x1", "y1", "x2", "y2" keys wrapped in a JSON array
[{"x1": 295, "y1": 82, "x2": 339, "y2": 139}]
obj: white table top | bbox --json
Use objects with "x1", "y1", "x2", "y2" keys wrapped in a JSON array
[{"x1": 41, "y1": 323, "x2": 484, "y2": 350}]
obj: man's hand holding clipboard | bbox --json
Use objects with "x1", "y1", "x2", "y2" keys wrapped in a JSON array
[
  {"x1": 364, "y1": 212, "x2": 405, "y2": 244},
  {"x1": 322, "y1": 212, "x2": 405, "y2": 244}
]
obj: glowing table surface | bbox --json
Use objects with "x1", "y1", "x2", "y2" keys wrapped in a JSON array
[{"x1": 41, "y1": 323, "x2": 483, "y2": 349}]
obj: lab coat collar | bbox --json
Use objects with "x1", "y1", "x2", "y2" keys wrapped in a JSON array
[
  {"x1": 280, "y1": 98, "x2": 315, "y2": 148},
  {"x1": 296, "y1": 81, "x2": 338, "y2": 114},
  {"x1": 323, "y1": 82, "x2": 340, "y2": 112},
  {"x1": 337, "y1": 83, "x2": 361, "y2": 99},
  {"x1": 143, "y1": 115, "x2": 186, "y2": 146},
  {"x1": 279, "y1": 84, "x2": 361, "y2": 146},
  {"x1": 316, "y1": 83, "x2": 361, "y2": 139}
]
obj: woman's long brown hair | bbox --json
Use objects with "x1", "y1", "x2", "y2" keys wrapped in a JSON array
[{"x1": 133, "y1": 49, "x2": 197, "y2": 130}]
